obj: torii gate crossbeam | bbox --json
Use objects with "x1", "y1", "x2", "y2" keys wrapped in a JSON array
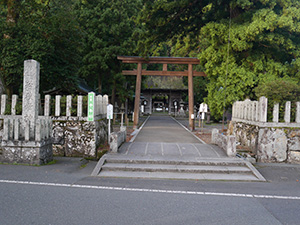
[{"x1": 117, "y1": 56, "x2": 206, "y2": 131}]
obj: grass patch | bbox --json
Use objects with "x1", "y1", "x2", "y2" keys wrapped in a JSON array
[{"x1": 44, "y1": 159, "x2": 57, "y2": 165}]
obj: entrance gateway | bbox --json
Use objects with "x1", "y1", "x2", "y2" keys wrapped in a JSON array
[{"x1": 117, "y1": 56, "x2": 206, "y2": 130}]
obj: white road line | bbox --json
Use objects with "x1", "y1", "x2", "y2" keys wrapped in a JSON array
[
  {"x1": 145, "y1": 142, "x2": 149, "y2": 155},
  {"x1": 192, "y1": 144, "x2": 202, "y2": 157},
  {"x1": 1, "y1": 179, "x2": 300, "y2": 200},
  {"x1": 176, "y1": 143, "x2": 183, "y2": 156},
  {"x1": 210, "y1": 145, "x2": 221, "y2": 157},
  {"x1": 161, "y1": 143, "x2": 164, "y2": 156},
  {"x1": 125, "y1": 142, "x2": 133, "y2": 155}
]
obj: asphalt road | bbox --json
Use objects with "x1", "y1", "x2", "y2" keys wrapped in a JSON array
[{"x1": 1, "y1": 157, "x2": 300, "y2": 225}]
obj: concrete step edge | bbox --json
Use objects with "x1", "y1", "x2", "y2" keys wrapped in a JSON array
[
  {"x1": 98, "y1": 171, "x2": 261, "y2": 181},
  {"x1": 101, "y1": 164, "x2": 253, "y2": 174},
  {"x1": 105, "y1": 158, "x2": 247, "y2": 167}
]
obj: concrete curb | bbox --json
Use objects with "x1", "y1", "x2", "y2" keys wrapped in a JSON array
[
  {"x1": 171, "y1": 117, "x2": 206, "y2": 144},
  {"x1": 244, "y1": 161, "x2": 266, "y2": 182},
  {"x1": 91, "y1": 155, "x2": 107, "y2": 176},
  {"x1": 130, "y1": 116, "x2": 150, "y2": 143}
]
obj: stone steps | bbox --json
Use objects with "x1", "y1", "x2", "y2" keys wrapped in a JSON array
[
  {"x1": 96, "y1": 156, "x2": 266, "y2": 181},
  {"x1": 101, "y1": 163, "x2": 252, "y2": 174}
]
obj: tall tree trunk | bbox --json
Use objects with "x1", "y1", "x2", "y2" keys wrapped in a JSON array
[
  {"x1": 98, "y1": 74, "x2": 102, "y2": 94},
  {"x1": 6, "y1": 0, "x2": 20, "y2": 25},
  {"x1": 111, "y1": 80, "x2": 116, "y2": 106}
]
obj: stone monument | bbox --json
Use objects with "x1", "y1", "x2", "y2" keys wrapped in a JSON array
[{"x1": 0, "y1": 60, "x2": 53, "y2": 165}]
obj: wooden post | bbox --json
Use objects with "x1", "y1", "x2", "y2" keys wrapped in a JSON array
[
  {"x1": 133, "y1": 63, "x2": 142, "y2": 129},
  {"x1": 188, "y1": 64, "x2": 194, "y2": 130}
]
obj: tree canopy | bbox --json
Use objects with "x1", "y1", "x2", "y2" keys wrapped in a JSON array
[
  {"x1": 137, "y1": 0, "x2": 300, "y2": 119},
  {"x1": 0, "y1": 0, "x2": 82, "y2": 95},
  {"x1": 1, "y1": 0, "x2": 300, "y2": 119}
]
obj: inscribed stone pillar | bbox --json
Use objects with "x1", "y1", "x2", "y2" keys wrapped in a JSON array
[{"x1": 22, "y1": 60, "x2": 40, "y2": 123}]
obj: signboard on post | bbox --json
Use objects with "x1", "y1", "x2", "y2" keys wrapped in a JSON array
[
  {"x1": 199, "y1": 103, "x2": 208, "y2": 132},
  {"x1": 107, "y1": 104, "x2": 113, "y2": 143},
  {"x1": 199, "y1": 103, "x2": 208, "y2": 113},
  {"x1": 107, "y1": 104, "x2": 113, "y2": 120},
  {"x1": 87, "y1": 92, "x2": 95, "y2": 122}
]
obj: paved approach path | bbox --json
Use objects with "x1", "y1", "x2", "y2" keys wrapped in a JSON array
[
  {"x1": 124, "y1": 115, "x2": 225, "y2": 158},
  {"x1": 134, "y1": 116, "x2": 200, "y2": 143}
]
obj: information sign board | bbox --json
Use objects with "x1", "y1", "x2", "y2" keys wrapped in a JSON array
[
  {"x1": 87, "y1": 92, "x2": 95, "y2": 121},
  {"x1": 107, "y1": 104, "x2": 113, "y2": 120}
]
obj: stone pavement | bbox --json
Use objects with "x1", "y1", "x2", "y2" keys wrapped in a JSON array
[{"x1": 94, "y1": 115, "x2": 265, "y2": 181}]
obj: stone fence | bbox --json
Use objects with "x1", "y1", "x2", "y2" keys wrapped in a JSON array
[
  {"x1": 0, "y1": 60, "x2": 109, "y2": 164},
  {"x1": 230, "y1": 97, "x2": 300, "y2": 164},
  {"x1": 0, "y1": 93, "x2": 108, "y2": 120},
  {"x1": 0, "y1": 92, "x2": 109, "y2": 158},
  {"x1": 232, "y1": 96, "x2": 300, "y2": 127}
]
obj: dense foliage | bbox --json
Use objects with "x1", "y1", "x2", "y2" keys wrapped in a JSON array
[
  {"x1": 137, "y1": 0, "x2": 300, "y2": 119},
  {"x1": 0, "y1": 0, "x2": 81, "y2": 95},
  {"x1": 75, "y1": 0, "x2": 141, "y2": 103},
  {"x1": 1, "y1": 0, "x2": 300, "y2": 118}
]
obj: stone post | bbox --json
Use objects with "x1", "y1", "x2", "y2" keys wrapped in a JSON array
[
  {"x1": 99, "y1": 95, "x2": 103, "y2": 114},
  {"x1": 254, "y1": 101, "x2": 259, "y2": 121},
  {"x1": 11, "y1": 94, "x2": 18, "y2": 115},
  {"x1": 1, "y1": 94, "x2": 7, "y2": 115},
  {"x1": 259, "y1": 96, "x2": 268, "y2": 122},
  {"x1": 77, "y1": 95, "x2": 83, "y2": 117},
  {"x1": 284, "y1": 101, "x2": 291, "y2": 123},
  {"x1": 44, "y1": 95, "x2": 51, "y2": 116},
  {"x1": 66, "y1": 95, "x2": 72, "y2": 117},
  {"x1": 103, "y1": 95, "x2": 108, "y2": 114},
  {"x1": 55, "y1": 95, "x2": 61, "y2": 116},
  {"x1": 273, "y1": 103, "x2": 279, "y2": 123},
  {"x1": 296, "y1": 102, "x2": 300, "y2": 123}
]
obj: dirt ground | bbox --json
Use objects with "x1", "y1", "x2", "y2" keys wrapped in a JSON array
[{"x1": 194, "y1": 132, "x2": 212, "y2": 144}]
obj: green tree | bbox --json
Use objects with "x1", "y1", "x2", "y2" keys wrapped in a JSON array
[
  {"x1": 75, "y1": 0, "x2": 142, "y2": 104},
  {"x1": 137, "y1": 0, "x2": 300, "y2": 119},
  {"x1": 0, "y1": 0, "x2": 82, "y2": 96}
]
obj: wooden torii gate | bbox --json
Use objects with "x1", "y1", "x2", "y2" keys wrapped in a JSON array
[{"x1": 117, "y1": 56, "x2": 206, "y2": 130}]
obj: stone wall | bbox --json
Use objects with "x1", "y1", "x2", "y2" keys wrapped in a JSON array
[
  {"x1": 0, "y1": 117, "x2": 108, "y2": 158},
  {"x1": 231, "y1": 122, "x2": 259, "y2": 154},
  {"x1": 52, "y1": 117, "x2": 107, "y2": 157},
  {"x1": 212, "y1": 129, "x2": 236, "y2": 157},
  {"x1": 230, "y1": 121, "x2": 300, "y2": 163},
  {"x1": 110, "y1": 126, "x2": 126, "y2": 153},
  {"x1": 231, "y1": 97, "x2": 300, "y2": 164}
]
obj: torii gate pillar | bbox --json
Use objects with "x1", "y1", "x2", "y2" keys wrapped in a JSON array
[
  {"x1": 188, "y1": 64, "x2": 195, "y2": 131},
  {"x1": 133, "y1": 63, "x2": 142, "y2": 129}
]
